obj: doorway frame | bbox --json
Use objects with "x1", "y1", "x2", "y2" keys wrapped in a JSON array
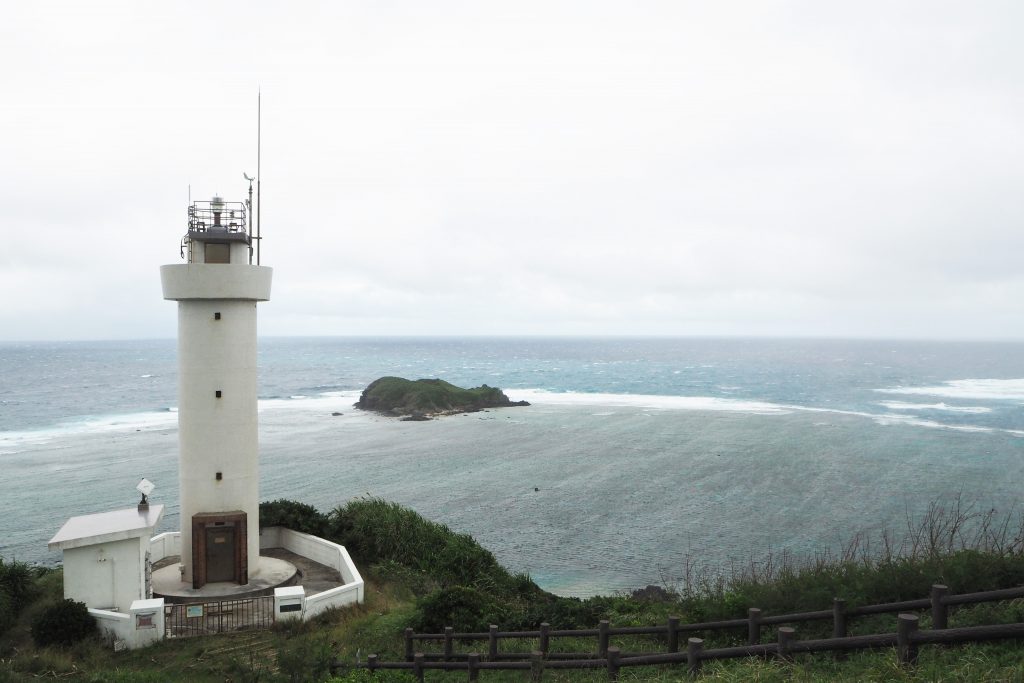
[{"x1": 191, "y1": 511, "x2": 247, "y2": 589}]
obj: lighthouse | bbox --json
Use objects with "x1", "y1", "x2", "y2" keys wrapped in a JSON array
[{"x1": 160, "y1": 193, "x2": 271, "y2": 588}]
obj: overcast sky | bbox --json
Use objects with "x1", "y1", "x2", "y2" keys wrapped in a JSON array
[{"x1": 1, "y1": 2, "x2": 1022, "y2": 341}]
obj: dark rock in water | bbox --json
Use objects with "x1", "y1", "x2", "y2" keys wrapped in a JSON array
[
  {"x1": 400, "y1": 412, "x2": 431, "y2": 422},
  {"x1": 331, "y1": 412, "x2": 343, "y2": 416},
  {"x1": 355, "y1": 376, "x2": 530, "y2": 419}
]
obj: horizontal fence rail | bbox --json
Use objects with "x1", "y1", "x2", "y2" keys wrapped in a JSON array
[{"x1": 339, "y1": 583, "x2": 1024, "y2": 680}]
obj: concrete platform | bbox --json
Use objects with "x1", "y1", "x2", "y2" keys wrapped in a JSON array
[
  {"x1": 153, "y1": 555, "x2": 298, "y2": 603},
  {"x1": 261, "y1": 547, "x2": 343, "y2": 596}
]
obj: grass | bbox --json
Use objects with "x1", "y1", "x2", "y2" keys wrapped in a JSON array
[{"x1": 3, "y1": 495, "x2": 1024, "y2": 681}]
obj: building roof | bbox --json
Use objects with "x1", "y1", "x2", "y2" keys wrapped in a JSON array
[{"x1": 48, "y1": 505, "x2": 164, "y2": 551}]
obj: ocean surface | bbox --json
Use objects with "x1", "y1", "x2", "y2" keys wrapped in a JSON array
[{"x1": 1, "y1": 337, "x2": 1022, "y2": 596}]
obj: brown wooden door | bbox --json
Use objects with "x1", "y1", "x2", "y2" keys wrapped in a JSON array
[{"x1": 205, "y1": 526, "x2": 235, "y2": 583}]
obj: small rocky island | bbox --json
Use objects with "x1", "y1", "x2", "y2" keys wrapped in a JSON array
[{"x1": 354, "y1": 376, "x2": 530, "y2": 420}]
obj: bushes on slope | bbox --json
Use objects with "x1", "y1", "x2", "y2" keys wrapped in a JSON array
[
  {"x1": 30, "y1": 599, "x2": 96, "y2": 648},
  {"x1": 0, "y1": 558, "x2": 39, "y2": 637},
  {"x1": 260, "y1": 499, "x2": 329, "y2": 537}
]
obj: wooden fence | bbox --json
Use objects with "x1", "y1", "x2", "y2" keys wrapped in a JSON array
[{"x1": 338, "y1": 584, "x2": 1024, "y2": 680}]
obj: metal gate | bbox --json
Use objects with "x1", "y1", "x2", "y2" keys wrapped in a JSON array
[{"x1": 165, "y1": 596, "x2": 275, "y2": 638}]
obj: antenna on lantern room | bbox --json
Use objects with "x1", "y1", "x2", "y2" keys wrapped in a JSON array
[
  {"x1": 256, "y1": 90, "x2": 262, "y2": 266},
  {"x1": 243, "y1": 173, "x2": 254, "y2": 264}
]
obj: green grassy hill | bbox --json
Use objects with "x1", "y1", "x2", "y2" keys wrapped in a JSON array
[{"x1": 3, "y1": 497, "x2": 1024, "y2": 681}]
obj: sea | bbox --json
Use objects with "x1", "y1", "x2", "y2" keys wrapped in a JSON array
[{"x1": 1, "y1": 337, "x2": 1022, "y2": 597}]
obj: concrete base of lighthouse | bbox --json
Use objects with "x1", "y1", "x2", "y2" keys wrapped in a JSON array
[{"x1": 152, "y1": 555, "x2": 298, "y2": 604}]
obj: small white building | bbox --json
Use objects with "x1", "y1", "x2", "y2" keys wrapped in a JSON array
[{"x1": 48, "y1": 505, "x2": 164, "y2": 612}]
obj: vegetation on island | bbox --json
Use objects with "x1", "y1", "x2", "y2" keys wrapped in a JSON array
[
  {"x1": 4, "y1": 496, "x2": 1024, "y2": 680},
  {"x1": 354, "y1": 377, "x2": 529, "y2": 420}
]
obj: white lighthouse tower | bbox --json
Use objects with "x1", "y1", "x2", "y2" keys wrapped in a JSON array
[{"x1": 160, "y1": 193, "x2": 271, "y2": 589}]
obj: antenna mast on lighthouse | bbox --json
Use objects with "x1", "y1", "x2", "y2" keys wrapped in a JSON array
[{"x1": 256, "y1": 90, "x2": 262, "y2": 266}]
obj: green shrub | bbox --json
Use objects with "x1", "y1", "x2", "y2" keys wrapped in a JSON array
[
  {"x1": 413, "y1": 586, "x2": 508, "y2": 633},
  {"x1": 328, "y1": 498, "x2": 518, "y2": 592},
  {"x1": 0, "y1": 590, "x2": 14, "y2": 636},
  {"x1": 0, "y1": 558, "x2": 37, "y2": 616},
  {"x1": 370, "y1": 560, "x2": 437, "y2": 598},
  {"x1": 260, "y1": 499, "x2": 328, "y2": 536},
  {"x1": 30, "y1": 599, "x2": 97, "y2": 648},
  {"x1": 276, "y1": 634, "x2": 334, "y2": 683}
]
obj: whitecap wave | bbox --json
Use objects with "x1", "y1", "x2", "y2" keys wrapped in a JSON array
[
  {"x1": 0, "y1": 410, "x2": 179, "y2": 454},
  {"x1": 257, "y1": 391, "x2": 362, "y2": 413},
  {"x1": 0, "y1": 391, "x2": 366, "y2": 455},
  {"x1": 773, "y1": 404, "x2": 1022, "y2": 437},
  {"x1": 510, "y1": 389, "x2": 790, "y2": 414},
  {"x1": 878, "y1": 379, "x2": 1024, "y2": 401},
  {"x1": 877, "y1": 401, "x2": 992, "y2": 414},
  {"x1": 871, "y1": 413, "x2": 1022, "y2": 436}
]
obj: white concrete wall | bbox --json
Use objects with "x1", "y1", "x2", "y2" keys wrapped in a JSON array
[
  {"x1": 274, "y1": 586, "x2": 305, "y2": 622},
  {"x1": 90, "y1": 609, "x2": 132, "y2": 645},
  {"x1": 175, "y1": 297, "x2": 261, "y2": 583},
  {"x1": 186, "y1": 240, "x2": 249, "y2": 265},
  {"x1": 90, "y1": 598, "x2": 165, "y2": 650},
  {"x1": 258, "y1": 526, "x2": 282, "y2": 548},
  {"x1": 229, "y1": 241, "x2": 249, "y2": 264},
  {"x1": 260, "y1": 526, "x2": 364, "y2": 617},
  {"x1": 161, "y1": 263, "x2": 271, "y2": 585},
  {"x1": 161, "y1": 265, "x2": 272, "y2": 301},
  {"x1": 149, "y1": 532, "x2": 181, "y2": 564},
  {"x1": 304, "y1": 582, "x2": 363, "y2": 619},
  {"x1": 63, "y1": 537, "x2": 147, "y2": 612},
  {"x1": 162, "y1": 265, "x2": 271, "y2": 586}
]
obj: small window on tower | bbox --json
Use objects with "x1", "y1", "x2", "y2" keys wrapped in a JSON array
[{"x1": 205, "y1": 243, "x2": 230, "y2": 264}]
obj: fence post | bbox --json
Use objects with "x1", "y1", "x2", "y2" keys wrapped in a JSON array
[
  {"x1": 413, "y1": 653, "x2": 425, "y2": 683},
  {"x1": 530, "y1": 650, "x2": 545, "y2": 683},
  {"x1": 489, "y1": 624, "x2": 499, "y2": 661},
  {"x1": 405, "y1": 628, "x2": 414, "y2": 662},
  {"x1": 539, "y1": 622, "x2": 550, "y2": 655},
  {"x1": 606, "y1": 646, "x2": 620, "y2": 682},
  {"x1": 747, "y1": 608, "x2": 762, "y2": 645},
  {"x1": 687, "y1": 637, "x2": 703, "y2": 678},
  {"x1": 367, "y1": 654, "x2": 378, "y2": 673},
  {"x1": 931, "y1": 584, "x2": 949, "y2": 630},
  {"x1": 776, "y1": 626, "x2": 795, "y2": 662},
  {"x1": 598, "y1": 620, "x2": 610, "y2": 657},
  {"x1": 832, "y1": 598, "x2": 847, "y2": 661},
  {"x1": 897, "y1": 613, "x2": 919, "y2": 666},
  {"x1": 467, "y1": 652, "x2": 480, "y2": 683},
  {"x1": 667, "y1": 616, "x2": 680, "y2": 653},
  {"x1": 444, "y1": 626, "x2": 454, "y2": 661}
]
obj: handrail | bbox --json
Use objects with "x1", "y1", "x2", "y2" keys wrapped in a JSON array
[
  {"x1": 346, "y1": 615, "x2": 1024, "y2": 681},
  {"x1": 406, "y1": 583, "x2": 1024, "y2": 647}
]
